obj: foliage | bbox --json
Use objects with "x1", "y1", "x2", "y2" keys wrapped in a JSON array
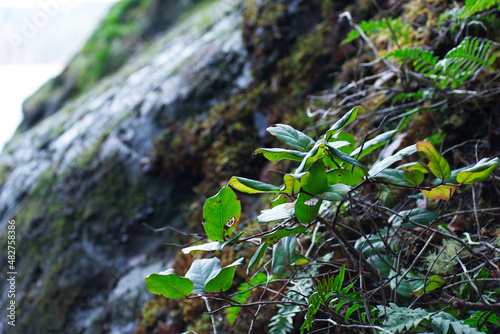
[
  {"x1": 377, "y1": 304, "x2": 487, "y2": 334},
  {"x1": 145, "y1": 106, "x2": 499, "y2": 332},
  {"x1": 143, "y1": 0, "x2": 500, "y2": 333}
]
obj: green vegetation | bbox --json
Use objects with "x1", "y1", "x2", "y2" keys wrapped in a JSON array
[
  {"x1": 144, "y1": 0, "x2": 500, "y2": 333},
  {"x1": 146, "y1": 104, "x2": 499, "y2": 333}
]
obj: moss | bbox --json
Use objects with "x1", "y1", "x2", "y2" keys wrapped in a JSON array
[{"x1": 424, "y1": 239, "x2": 470, "y2": 275}]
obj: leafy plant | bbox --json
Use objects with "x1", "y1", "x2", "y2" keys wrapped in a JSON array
[{"x1": 145, "y1": 106, "x2": 499, "y2": 333}]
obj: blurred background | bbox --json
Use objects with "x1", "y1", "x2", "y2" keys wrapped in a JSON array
[{"x1": 0, "y1": 0, "x2": 118, "y2": 150}]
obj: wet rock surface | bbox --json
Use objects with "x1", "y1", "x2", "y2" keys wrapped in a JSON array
[{"x1": 0, "y1": 1, "x2": 248, "y2": 332}]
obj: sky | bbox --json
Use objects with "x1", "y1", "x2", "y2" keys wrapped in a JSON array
[
  {"x1": 0, "y1": 0, "x2": 118, "y2": 7},
  {"x1": 0, "y1": 0, "x2": 119, "y2": 151}
]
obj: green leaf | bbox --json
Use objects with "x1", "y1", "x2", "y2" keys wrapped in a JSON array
[
  {"x1": 307, "y1": 160, "x2": 328, "y2": 195},
  {"x1": 258, "y1": 202, "x2": 295, "y2": 223},
  {"x1": 185, "y1": 258, "x2": 221, "y2": 294},
  {"x1": 295, "y1": 140, "x2": 327, "y2": 174},
  {"x1": 317, "y1": 184, "x2": 351, "y2": 201},
  {"x1": 425, "y1": 131, "x2": 446, "y2": 146},
  {"x1": 185, "y1": 258, "x2": 243, "y2": 294},
  {"x1": 351, "y1": 130, "x2": 396, "y2": 159},
  {"x1": 415, "y1": 275, "x2": 445, "y2": 296},
  {"x1": 247, "y1": 243, "x2": 269, "y2": 274},
  {"x1": 367, "y1": 254, "x2": 393, "y2": 276},
  {"x1": 227, "y1": 273, "x2": 268, "y2": 325},
  {"x1": 203, "y1": 187, "x2": 241, "y2": 241},
  {"x1": 376, "y1": 169, "x2": 413, "y2": 185},
  {"x1": 228, "y1": 176, "x2": 281, "y2": 194},
  {"x1": 295, "y1": 192, "x2": 321, "y2": 224},
  {"x1": 399, "y1": 161, "x2": 429, "y2": 174},
  {"x1": 345, "y1": 304, "x2": 362, "y2": 323},
  {"x1": 205, "y1": 258, "x2": 244, "y2": 292},
  {"x1": 369, "y1": 144, "x2": 417, "y2": 177},
  {"x1": 336, "y1": 132, "x2": 356, "y2": 154},
  {"x1": 457, "y1": 157, "x2": 500, "y2": 184},
  {"x1": 325, "y1": 107, "x2": 361, "y2": 139},
  {"x1": 301, "y1": 292, "x2": 320, "y2": 333},
  {"x1": 145, "y1": 269, "x2": 194, "y2": 299},
  {"x1": 389, "y1": 208, "x2": 436, "y2": 227},
  {"x1": 254, "y1": 148, "x2": 307, "y2": 162},
  {"x1": 404, "y1": 170, "x2": 425, "y2": 186},
  {"x1": 272, "y1": 235, "x2": 297, "y2": 277},
  {"x1": 281, "y1": 172, "x2": 310, "y2": 194},
  {"x1": 270, "y1": 194, "x2": 289, "y2": 208},
  {"x1": 432, "y1": 315, "x2": 487, "y2": 334},
  {"x1": 422, "y1": 185, "x2": 456, "y2": 201},
  {"x1": 416, "y1": 141, "x2": 451, "y2": 181},
  {"x1": 327, "y1": 168, "x2": 364, "y2": 186},
  {"x1": 326, "y1": 143, "x2": 368, "y2": 175},
  {"x1": 263, "y1": 225, "x2": 307, "y2": 245},
  {"x1": 333, "y1": 264, "x2": 346, "y2": 291},
  {"x1": 267, "y1": 124, "x2": 315, "y2": 152}
]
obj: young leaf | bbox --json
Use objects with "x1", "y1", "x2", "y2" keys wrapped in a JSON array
[
  {"x1": 254, "y1": 148, "x2": 307, "y2": 162},
  {"x1": 145, "y1": 269, "x2": 194, "y2": 299},
  {"x1": 369, "y1": 144, "x2": 417, "y2": 177},
  {"x1": 325, "y1": 106, "x2": 361, "y2": 139},
  {"x1": 266, "y1": 124, "x2": 315, "y2": 152},
  {"x1": 205, "y1": 258, "x2": 244, "y2": 293},
  {"x1": 247, "y1": 243, "x2": 269, "y2": 274},
  {"x1": 456, "y1": 157, "x2": 500, "y2": 184},
  {"x1": 203, "y1": 187, "x2": 241, "y2": 241},
  {"x1": 228, "y1": 176, "x2": 281, "y2": 194},
  {"x1": 422, "y1": 185, "x2": 456, "y2": 201},
  {"x1": 416, "y1": 141, "x2": 451, "y2": 181}
]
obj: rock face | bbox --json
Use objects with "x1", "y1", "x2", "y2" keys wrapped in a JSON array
[{"x1": 0, "y1": 1, "x2": 250, "y2": 332}]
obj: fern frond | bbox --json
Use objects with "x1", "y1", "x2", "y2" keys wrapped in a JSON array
[
  {"x1": 269, "y1": 276, "x2": 315, "y2": 334},
  {"x1": 437, "y1": 37, "x2": 499, "y2": 88},
  {"x1": 431, "y1": 314, "x2": 488, "y2": 334},
  {"x1": 377, "y1": 304, "x2": 488, "y2": 334},
  {"x1": 461, "y1": 0, "x2": 500, "y2": 19},
  {"x1": 377, "y1": 303, "x2": 430, "y2": 332},
  {"x1": 385, "y1": 38, "x2": 498, "y2": 88},
  {"x1": 343, "y1": 17, "x2": 412, "y2": 45}
]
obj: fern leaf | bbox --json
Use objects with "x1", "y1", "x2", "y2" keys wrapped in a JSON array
[
  {"x1": 270, "y1": 274, "x2": 316, "y2": 334},
  {"x1": 377, "y1": 303, "x2": 430, "y2": 333},
  {"x1": 432, "y1": 314, "x2": 487, "y2": 334},
  {"x1": 343, "y1": 17, "x2": 412, "y2": 44},
  {"x1": 437, "y1": 37, "x2": 498, "y2": 88},
  {"x1": 461, "y1": 0, "x2": 500, "y2": 18}
]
